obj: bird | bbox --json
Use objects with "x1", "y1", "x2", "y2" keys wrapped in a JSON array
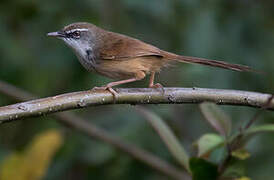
[{"x1": 47, "y1": 22, "x2": 253, "y2": 96}]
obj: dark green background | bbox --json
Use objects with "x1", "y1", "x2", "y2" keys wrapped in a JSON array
[{"x1": 0, "y1": 0, "x2": 273, "y2": 179}]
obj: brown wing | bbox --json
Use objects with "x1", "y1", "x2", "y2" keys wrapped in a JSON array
[{"x1": 98, "y1": 31, "x2": 163, "y2": 60}]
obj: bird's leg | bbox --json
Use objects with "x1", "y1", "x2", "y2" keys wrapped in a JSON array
[
  {"x1": 149, "y1": 72, "x2": 163, "y2": 88},
  {"x1": 93, "y1": 71, "x2": 146, "y2": 98},
  {"x1": 148, "y1": 72, "x2": 164, "y2": 93},
  {"x1": 93, "y1": 78, "x2": 139, "y2": 97}
]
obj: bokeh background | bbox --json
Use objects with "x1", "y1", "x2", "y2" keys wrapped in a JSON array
[{"x1": 0, "y1": 0, "x2": 274, "y2": 179}]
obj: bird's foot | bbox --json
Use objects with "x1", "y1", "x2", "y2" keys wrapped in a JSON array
[
  {"x1": 149, "y1": 83, "x2": 165, "y2": 94},
  {"x1": 92, "y1": 86, "x2": 118, "y2": 102}
]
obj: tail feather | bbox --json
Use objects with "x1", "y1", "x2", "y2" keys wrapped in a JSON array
[{"x1": 166, "y1": 53, "x2": 254, "y2": 72}]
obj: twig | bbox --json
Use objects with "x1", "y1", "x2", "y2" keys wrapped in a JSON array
[
  {"x1": 228, "y1": 94, "x2": 274, "y2": 154},
  {"x1": 244, "y1": 94, "x2": 274, "y2": 129},
  {"x1": 0, "y1": 87, "x2": 273, "y2": 123},
  {"x1": 218, "y1": 94, "x2": 274, "y2": 177},
  {"x1": 0, "y1": 80, "x2": 189, "y2": 180}
]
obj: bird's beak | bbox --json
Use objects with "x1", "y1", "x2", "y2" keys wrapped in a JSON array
[{"x1": 47, "y1": 31, "x2": 66, "y2": 38}]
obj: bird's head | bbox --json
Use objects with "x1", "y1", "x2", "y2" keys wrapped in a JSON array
[{"x1": 47, "y1": 22, "x2": 98, "y2": 60}]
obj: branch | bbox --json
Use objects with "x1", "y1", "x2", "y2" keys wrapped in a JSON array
[
  {"x1": 0, "y1": 87, "x2": 273, "y2": 123},
  {"x1": 56, "y1": 112, "x2": 189, "y2": 180},
  {"x1": 0, "y1": 80, "x2": 189, "y2": 180}
]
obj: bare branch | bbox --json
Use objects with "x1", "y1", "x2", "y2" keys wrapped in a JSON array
[
  {"x1": 0, "y1": 80, "x2": 189, "y2": 180},
  {"x1": 0, "y1": 87, "x2": 273, "y2": 123}
]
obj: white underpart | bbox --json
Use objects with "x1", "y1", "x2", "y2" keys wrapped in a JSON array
[
  {"x1": 62, "y1": 34, "x2": 96, "y2": 70},
  {"x1": 63, "y1": 38, "x2": 90, "y2": 57}
]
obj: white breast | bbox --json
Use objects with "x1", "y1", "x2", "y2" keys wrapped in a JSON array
[{"x1": 63, "y1": 38, "x2": 97, "y2": 71}]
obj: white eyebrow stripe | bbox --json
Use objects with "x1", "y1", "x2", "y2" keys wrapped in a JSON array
[{"x1": 66, "y1": 28, "x2": 89, "y2": 34}]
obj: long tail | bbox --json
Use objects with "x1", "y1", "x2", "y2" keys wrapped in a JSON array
[{"x1": 164, "y1": 52, "x2": 254, "y2": 72}]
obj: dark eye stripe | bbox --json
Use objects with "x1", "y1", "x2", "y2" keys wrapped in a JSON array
[{"x1": 66, "y1": 31, "x2": 81, "y2": 38}]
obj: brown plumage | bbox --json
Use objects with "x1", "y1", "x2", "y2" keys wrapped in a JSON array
[{"x1": 48, "y1": 22, "x2": 254, "y2": 95}]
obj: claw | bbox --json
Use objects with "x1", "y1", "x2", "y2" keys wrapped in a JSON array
[
  {"x1": 91, "y1": 78, "x2": 139, "y2": 103},
  {"x1": 92, "y1": 86, "x2": 118, "y2": 102},
  {"x1": 149, "y1": 83, "x2": 165, "y2": 94},
  {"x1": 106, "y1": 87, "x2": 118, "y2": 99}
]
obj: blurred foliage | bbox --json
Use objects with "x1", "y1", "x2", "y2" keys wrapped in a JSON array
[
  {"x1": 137, "y1": 107, "x2": 190, "y2": 172},
  {"x1": 194, "y1": 133, "x2": 224, "y2": 158},
  {"x1": 189, "y1": 157, "x2": 218, "y2": 180},
  {"x1": 0, "y1": 0, "x2": 274, "y2": 179},
  {"x1": 236, "y1": 177, "x2": 251, "y2": 180},
  {"x1": 199, "y1": 102, "x2": 232, "y2": 137},
  {"x1": 0, "y1": 129, "x2": 63, "y2": 180},
  {"x1": 231, "y1": 149, "x2": 250, "y2": 160}
]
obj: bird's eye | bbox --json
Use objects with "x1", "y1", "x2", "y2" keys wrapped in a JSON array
[{"x1": 72, "y1": 31, "x2": 81, "y2": 38}]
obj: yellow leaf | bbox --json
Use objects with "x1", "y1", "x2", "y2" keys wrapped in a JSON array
[
  {"x1": 231, "y1": 149, "x2": 250, "y2": 160},
  {"x1": 236, "y1": 176, "x2": 251, "y2": 180},
  {"x1": 0, "y1": 129, "x2": 63, "y2": 180},
  {"x1": 0, "y1": 153, "x2": 24, "y2": 180}
]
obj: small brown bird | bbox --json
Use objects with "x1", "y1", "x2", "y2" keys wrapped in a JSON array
[{"x1": 47, "y1": 22, "x2": 252, "y2": 95}]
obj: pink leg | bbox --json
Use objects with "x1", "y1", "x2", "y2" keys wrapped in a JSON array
[
  {"x1": 93, "y1": 78, "x2": 138, "y2": 97},
  {"x1": 106, "y1": 78, "x2": 138, "y2": 87},
  {"x1": 149, "y1": 72, "x2": 156, "y2": 87},
  {"x1": 149, "y1": 72, "x2": 163, "y2": 89}
]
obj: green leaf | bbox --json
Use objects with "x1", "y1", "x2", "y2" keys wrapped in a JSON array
[
  {"x1": 199, "y1": 102, "x2": 232, "y2": 137},
  {"x1": 189, "y1": 157, "x2": 218, "y2": 180},
  {"x1": 222, "y1": 157, "x2": 247, "y2": 178},
  {"x1": 136, "y1": 107, "x2": 190, "y2": 172},
  {"x1": 246, "y1": 124, "x2": 274, "y2": 136},
  {"x1": 194, "y1": 133, "x2": 225, "y2": 157},
  {"x1": 241, "y1": 124, "x2": 274, "y2": 144}
]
